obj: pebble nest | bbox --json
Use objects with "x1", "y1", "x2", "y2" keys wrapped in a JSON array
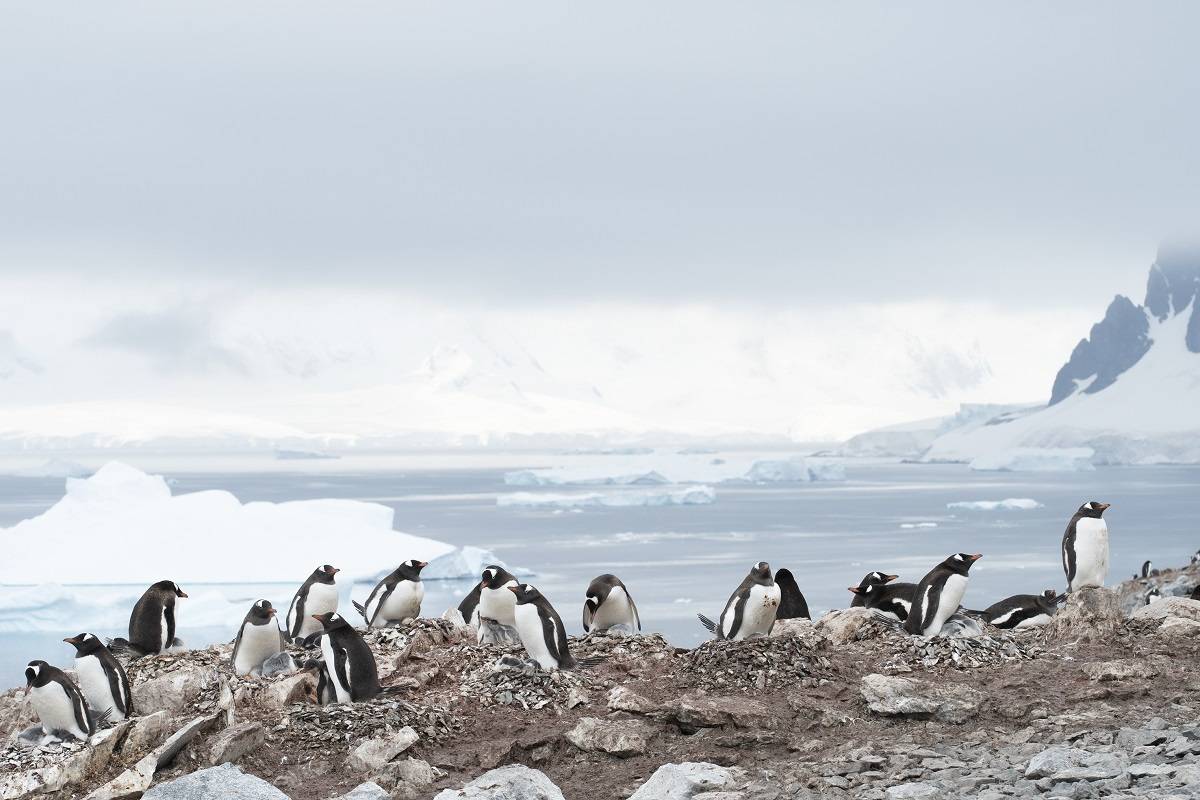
[
  {"x1": 455, "y1": 656, "x2": 601, "y2": 711},
  {"x1": 281, "y1": 697, "x2": 462, "y2": 751},
  {"x1": 0, "y1": 736, "x2": 85, "y2": 773},
  {"x1": 875, "y1": 625, "x2": 1048, "y2": 671},
  {"x1": 677, "y1": 635, "x2": 831, "y2": 691}
]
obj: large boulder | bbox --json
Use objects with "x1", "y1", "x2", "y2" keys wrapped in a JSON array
[
  {"x1": 133, "y1": 664, "x2": 220, "y2": 717},
  {"x1": 1131, "y1": 596, "x2": 1200, "y2": 622},
  {"x1": 0, "y1": 689, "x2": 35, "y2": 742},
  {"x1": 1044, "y1": 587, "x2": 1122, "y2": 640},
  {"x1": 347, "y1": 727, "x2": 419, "y2": 772},
  {"x1": 814, "y1": 607, "x2": 877, "y2": 644},
  {"x1": 660, "y1": 693, "x2": 773, "y2": 730},
  {"x1": 860, "y1": 673, "x2": 983, "y2": 724},
  {"x1": 208, "y1": 722, "x2": 265, "y2": 765},
  {"x1": 629, "y1": 762, "x2": 744, "y2": 799},
  {"x1": 142, "y1": 763, "x2": 288, "y2": 799},
  {"x1": 1081, "y1": 660, "x2": 1159, "y2": 681},
  {"x1": 607, "y1": 686, "x2": 656, "y2": 714},
  {"x1": 565, "y1": 717, "x2": 654, "y2": 758},
  {"x1": 332, "y1": 784, "x2": 389, "y2": 800},
  {"x1": 432, "y1": 764, "x2": 565, "y2": 799}
]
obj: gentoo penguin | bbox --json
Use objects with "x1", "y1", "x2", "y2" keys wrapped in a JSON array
[
  {"x1": 977, "y1": 589, "x2": 1061, "y2": 629},
  {"x1": 775, "y1": 568, "x2": 811, "y2": 620},
  {"x1": 24, "y1": 661, "x2": 93, "y2": 741},
  {"x1": 698, "y1": 562, "x2": 781, "y2": 640},
  {"x1": 1133, "y1": 560, "x2": 1158, "y2": 579},
  {"x1": 231, "y1": 600, "x2": 286, "y2": 676},
  {"x1": 510, "y1": 584, "x2": 576, "y2": 670},
  {"x1": 1062, "y1": 501, "x2": 1110, "y2": 592},
  {"x1": 311, "y1": 612, "x2": 382, "y2": 703},
  {"x1": 1146, "y1": 587, "x2": 1163, "y2": 604},
  {"x1": 63, "y1": 633, "x2": 132, "y2": 722},
  {"x1": 848, "y1": 578, "x2": 918, "y2": 622},
  {"x1": 1192, "y1": 550, "x2": 1200, "y2": 566},
  {"x1": 353, "y1": 560, "x2": 427, "y2": 628},
  {"x1": 112, "y1": 580, "x2": 188, "y2": 657},
  {"x1": 903, "y1": 553, "x2": 982, "y2": 638},
  {"x1": 582, "y1": 574, "x2": 641, "y2": 633},
  {"x1": 849, "y1": 572, "x2": 897, "y2": 608},
  {"x1": 460, "y1": 565, "x2": 521, "y2": 643},
  {"x1": 286, "y1": 565, "x2": 340, "y2": 643},
  {"x1": 1191, "y1": 585, "x2": 1200, "y2": 602}
]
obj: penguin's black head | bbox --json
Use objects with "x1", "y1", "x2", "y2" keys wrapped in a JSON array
[
  {"x1": 942, "y1": 553, "x2": 982, "y2": 575},
  {"x1": 399, "y1": 559, "x2": 428, "y2": 579},
  {"x1": 248, "y1": 599, "x2": 276, "y2": 622},
  {"x1": 749, "y1": 561, "x2": 774, "y2": 584},
  {"x1": 63, "y1": 633, "x2": 103, "y2": 654},
  {"x1": 25, "y1": 660, "x2": 50, "y2": 689},
  {"x1": 507, "y1": 583, "x2": 543, "y2": 604},
  {"x1": 854, "y1": 571, "x2": 898, "y2": 590},
  {"x1": 481, "y1": 565, "x2": 511, "y2": 590},
  {"x1": 152, "y1": 580, "x2": 188, "y2": 598},
  {"x1": 314, "y1": 565, "x2": 339, "y2": 584},
  {"x1": 311, "y1": 611, "x2": 347, "y2": 630},
  {"x1": 1077, "y1": 501, "x2": 1110, "y2": 518}
]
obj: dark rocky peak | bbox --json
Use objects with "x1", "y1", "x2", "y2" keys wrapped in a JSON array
[{"x1": 1145, "y1": 243, "x2": 1200, "y2": 353}]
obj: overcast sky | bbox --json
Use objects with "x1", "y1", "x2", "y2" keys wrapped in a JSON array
[{"x1": 0, "y1": 3, "x2": 1196, "y2": 438}]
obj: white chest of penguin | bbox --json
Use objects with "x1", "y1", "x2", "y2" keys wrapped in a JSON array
[
  {"x1": 30, "y1": 684, "x2": 85, "y2": 738},
  {"x1": 235, "y1": 623, "x2": 282, "y2": 674},
  {"x1": 74, "y1": 656, "x2": 119, "y2": 719},
  {"x1": 1072, "y1": 518, "x2": 1110, "y2": 588},
  {"x1": 592, "y1": 586, "x2": 634, "y2": 629},
  {"x1": 478, "y1": 584, "x2": 517, "y2": 626},
  {"x1": 372, "y1": 581, "x2": 423, "y2": 626},
  {"x1": 320, "y1": 636, "x2": 353, "y2": 703},
  {"x1": 726, "y1": 583, "x2": 781, "y2": 639},
  {"x1": 513, "y1": 603, "x2": 558, "y2": 669},
  {"x1": 296, "y1": 583, "x2": 339, "y2": 637},
  {"x1": 927, "y1": 573, "x2": 968, "y2": 633}
]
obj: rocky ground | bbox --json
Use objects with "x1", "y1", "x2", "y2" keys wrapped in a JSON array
[{"x1": 4, "y1": 566, "x2": 1200, "y2": 800}]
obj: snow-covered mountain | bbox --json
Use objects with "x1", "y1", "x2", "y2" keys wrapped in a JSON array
[{"x1": 917, "y1": 245, "x2": 1200, "y2": 465}]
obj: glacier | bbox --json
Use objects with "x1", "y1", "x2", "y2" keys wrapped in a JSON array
[
  {"x1": 969, "y1": 447, "x2": 1096, "y2": 472},
  {"x1": 500, "y1": 451, "x2": 846, "y2": 487}
]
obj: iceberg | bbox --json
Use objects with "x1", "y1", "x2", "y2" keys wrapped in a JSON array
[
  {"x1": 7, "y1": 459, "x2": 93, "y2": 479},
  {"x1": 947, "y1": 498, "x2": 1043, "y2": 511},
  {"x1": 496, "y1": 485, "x2": 716, "y2": 509},
  {"x1": 423, "y1": 545, "x2": 509, "y2": 580},
  {"x1": 737, "y1": 457, "x2": 846, "y2": 483},
  {"x1": 503, "y1": 469, "x2": 669, "y2": 487},
  {"x1": 969, "y1": 447, "x2": 1095, "y2": 472},
  {"x1": 0, "y1": 462, "x2": 456, "y2": 586}
]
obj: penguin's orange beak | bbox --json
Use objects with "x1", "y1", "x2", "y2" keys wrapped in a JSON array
[
  {"x1": 416, "y1": 561, "x2": 428, "y2": 569},
  {"x1": 847, "y1": 586, "x2": 862, "y2": 593},
  {"x1": 311, "y1": 614, "x2": 324, "y2": 622},
  {"x1": 968, "y1": 553, "x2": 983, "y2": 561},
  {"x1": 1097, "y1": 503, "x2": 1111, "y2": 511},
  {"x1": 178, "y1": 591, "x2": 189, "y2": 598},
  {"x1": 884, "y1": 574, "x2": 899, "y2": 582},
  {"x1": 62, "y1": 636, "x2": 78, "y2": 645},
  {"x1": 507, "y1": 586, "x2": 519, "y2": 594},
  {"x1": 267, "y1": 608, "x2": 277, "y2": 617}
]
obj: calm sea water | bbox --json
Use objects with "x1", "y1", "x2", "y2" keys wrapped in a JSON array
[{"x1": 2, "y1": 455, "x2": 1197, "y2": 686}]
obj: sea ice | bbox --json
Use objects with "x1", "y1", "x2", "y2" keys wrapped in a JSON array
[
  {"x1": 496, "y1": 485, "x2": 716, "y2": 509},
  {"x1": 946, "y1": 498, "x2": 1044, "y2": 511},
  {"x1": 737, "y1": 457, "x2": 846, "y2": 483},
  {"x1": 969, "y1": 447, "x2": 1095, "y2": 472},
  {"x1": 503, "y1": 469, "x2": 669, "y2": 487}
]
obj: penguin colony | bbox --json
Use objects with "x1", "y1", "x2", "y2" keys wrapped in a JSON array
[{"x1": 15, "y1": 497, "x2": 1162, "y2": 744}]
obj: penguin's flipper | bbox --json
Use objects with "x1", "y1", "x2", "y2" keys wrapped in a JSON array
[
  {"x1": 333, "y1": 647, "x2": 351, "y2": 697},
  {"x1": 628, "y1": 592, "x2": 643, "y2": 632},
  {"x1": 299, "y1": 632, "x2": 324, "y2": 650},
  {"x1": 959, "y1": 607, "x2": 988, "y2": 619},
  {"x1": 457, "y1": 582, "x2": 483, "y2": 623},
  {"x1": 775, "y1": 568, "x2": 811, "y2": 620},
  {"x1": 106, "y1": 638, "x2": 148, "y2": 660},
  {"x1": 88, "y1": 706, "x2": 113, "y2": 729},
  {"x1": 697, "y1": 613, "x2": 718, "y2": 634}
]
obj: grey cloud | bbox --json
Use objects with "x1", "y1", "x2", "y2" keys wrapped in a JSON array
[
  {"x1": 84, "y1": 308, "x2": 246, "y2": 375},
  {"x1": 0, "y1": 2, "x2": 1198, "y2": 309}
]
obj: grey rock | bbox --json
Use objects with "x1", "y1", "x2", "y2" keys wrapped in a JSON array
[
  {"x1": 331, "y1": 783, "x2": 389, "y2": 800},
  {"x1": 375, "y1": 757, "x2": 436, "y2": 793},
  {"x1": 629, "y1": 762, "x2": 743, "y2": 799},
  {"x1": 1081, "y1": 660, "x2": 1158, "y2": 681},
  {"x1": 348, "y1": 726, "x2": 419, "y2": 772},
  {"x1": 261, "y1": 671, "x2": 316, "y2": 709},
  {"x1": 814, "y1": 608, "x2": 876, "y2": 644},
  {"x1": 884, "y1": 783, "x2": 942, "y2": 799},
  {"x1": 1133, "y1": 597, "x2": 1200, "y2": 622},
  {"x1": 142, "y1": 763, "x2": 289, "y2": 799},
  {"x1": 662, "y1": 693, "x2": 773, "y2": 729},
  {"x1": 608, "y1": 686, "x2": 657, "y2": 714},
  {"x1": 1158, "y1": 617, "x2": 1200, "y2": 637},
  {"x1": 1026, "y1": 747, "x2": 1092, "y2": 779},
  {"x1": 132, "y1": 664, "x2": 218, "y2": 716},
  {"x1": 123, "y1": 710, "x2": 174, "y2": 756},
  {"x1": 432, "y1": 764, "x2": 565, "y2": 799},
  {"x1": 1045, "y1": 588, "x2": 1123, "y2": 640},
  {"x1": 1049, "y1": 293, "x2": 1150, "y2": 405},
  {"x1": 208, "y1": 722, "x2": 264, "y2": 765},
  {"x1": 565, "y1": 717, "x2": 653, "y2": 758},
  {"x1": 860, "y1": 673, "x2": 983, "y2": 724}
]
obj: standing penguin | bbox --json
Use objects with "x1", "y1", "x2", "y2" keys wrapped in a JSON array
[
  {"x1": 24, "y1": 661, "x2": 94, "y2": 741},
  {"x1": 232, "y1": 600, "x2": 286, "y2": 676},
  {"x1": 311, "y1": 612, "x2": 382, "y2": 703},
  {"x1": 977, "y1": 589, "x2": 1062, "y2": 629},
  {"x1": 698, "y1": 562, "x2": 782, "y2": 640},
  {"x1": 1062, "y1": 501, "x2": 1111, "y2": 592},
  {"x1": 774, "y1": 568, "x2": 811, "y2": 620},
  {"x1": 582, "y1": 574, "x2": 641, "y2": 633},
  {"x1": 904, "y1": 553, "x2": 982, "y2": 638},
  {"x1": 1134, "y1": 560, "x2": 1156, "y2": 580},
  {"x1": 459, "y1": 565, "x2": 520, "y2": 643},
  {"x1": 286, "y1": 565, "x2": 340, "y2": 643},
  {"x1": 63, "y1": 633, "x2": 132, "y2": 723},
  {"x1": 510, "y1": 584, "x2": 576, "y2": 670},
  {"x1": 353, "y1": 560, "x2": 427, "y2": 628},
  {"x1": 112, "y1": 580, "x2": 188, "y2": 657}
]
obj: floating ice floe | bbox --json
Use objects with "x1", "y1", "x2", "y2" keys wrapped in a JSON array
[
  {"x1": 947, "y1": 498, "x2": 1044, "y2": 511},
  {"x1": 737, "y1": 457, "x2": 846, "y2": 483},
  {"x1": 6, "y1": 458, "x2": 92, "y2": 478},
  {"x1": 503, "y1": 469, "x2": 669, "y2": 487},
  {"x1": 899, "y1": 522, "x2": 939, "y2": 529},
  {"x1": 422, "y1": 545, "x2": 513, "y2": 580},
  {"x1": 969, "y1": 447, "x2": 1096, "y2": 472},
  {"x1": 497, "y1": 485, "x2": 716, "y2": 509}
]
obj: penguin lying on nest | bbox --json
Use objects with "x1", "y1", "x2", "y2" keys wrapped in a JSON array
[{"x1": 966, "y1": 589, "x2": 1065, "y2": 629}]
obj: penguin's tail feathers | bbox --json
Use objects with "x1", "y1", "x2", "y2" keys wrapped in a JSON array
[
  {"x1": 352, "y1": 600, "x2": 369, "y2": 623},
  {"x1": 697, "y1": 613, "x2": 718, "y2": 635},
  {"x1": 1052, "y1": 593, "x2": 1068, "y2": 606},
  {"x1": 88, "y1": 706, "x2": 113, "y2": 729},
  {"x1": 106, "y1": 638, "x2": 147, "y2": 660},
  {"x1": 379, "y1": 684, "x2": 408, "y2": 696},
  {"x1": 866, "y1": 609, "x2": 905, "y2": 630},
  {"x1": 298, "y1": 632, "x2": 324, "y2": 649},
  {"x1": 959, "y1": 607, "x2": 988, "y2": 619}
]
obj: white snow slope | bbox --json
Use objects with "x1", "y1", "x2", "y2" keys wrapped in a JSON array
[{"x1": 923, "y1": 309, "x2": 1200, "y2": 465}]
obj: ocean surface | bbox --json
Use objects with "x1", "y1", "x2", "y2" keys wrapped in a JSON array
[{"x1": 2, "y1": 453, "x2": 1198, "y2": 687}]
